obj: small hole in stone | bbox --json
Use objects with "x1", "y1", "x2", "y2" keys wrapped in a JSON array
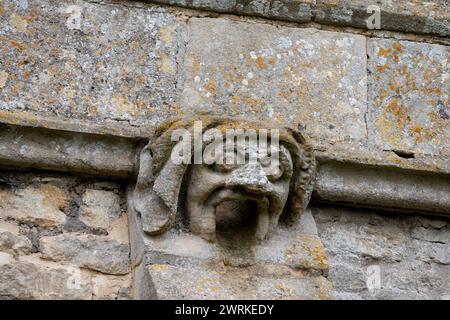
[
  {"x1": 215, "y1": 199, "x2": 258, "y2": 266},
  {"x1": 392, "y1": 150, "x2": 415, "y2": 159},
  {"x1": 215, "y1": 199, "x2": 258, "y2": 240}
]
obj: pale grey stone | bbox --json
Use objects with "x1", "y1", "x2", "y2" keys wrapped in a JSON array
[
  {"x1": 0, "y1": 0, "x2": 186, "y2": 126},
  {"x1": 0, "y1": 184, "x2": 68, "y2": 228},
  {"x1": 0, "y1": 230, "x2": 32, "y2": 255},
  {"x1": 148, "y1": 262, "x2": 331, "y2": 299},
  {"x1": 79, "y1": 189, "x2": 121, "y2": 230},
  {"x1": 315, "y1": 0, "x2": 449, "y2": 36},
  {"x1": 181, "y1": 18, "x2": 367, "y2": 150},
  {"x1": 0, "y1": 259, "x2": 92, "y2": 299},
  {"x1": 39, "y1": 233, "x2": 131, "y2": 275},
  {"x1": 367, "y1": 39, "x2": 449, "y2": 157},
  {"x1": 314, "y1": 206, "x2": 450, "y2": 300}
]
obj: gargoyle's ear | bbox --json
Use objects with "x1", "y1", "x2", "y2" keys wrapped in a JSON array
[
  {"x1": 133, "y1": 142, "x2": 188, "y2": 235},
  {"x1": 284, "y1": 127, "x2": 317, "y2": 225}
]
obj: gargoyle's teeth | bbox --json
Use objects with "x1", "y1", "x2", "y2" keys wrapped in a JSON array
[{"x1": 255, "y1": 203, "x2": 270, "y2": 242}]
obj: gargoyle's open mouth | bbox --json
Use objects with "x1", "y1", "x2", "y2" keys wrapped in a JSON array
[{"x1": 207, "y1": 188, "x2": 271, "y2": 244}]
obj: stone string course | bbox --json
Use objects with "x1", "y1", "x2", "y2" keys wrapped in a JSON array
[{"x1": 145, "y1": 0, "x2": 450, "y2": 37}]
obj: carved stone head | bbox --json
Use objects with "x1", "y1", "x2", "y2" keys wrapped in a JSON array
[{"x1": 133, "y1": 117, "x2": 315, "y2": 244}]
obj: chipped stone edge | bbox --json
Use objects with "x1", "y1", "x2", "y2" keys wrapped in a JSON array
[
  {"x1": 141, "y1": 0, "x2": 450, "y2": 37},
  {"x1": 0, "y1": 119, "x2": 449, "y2": 217}
]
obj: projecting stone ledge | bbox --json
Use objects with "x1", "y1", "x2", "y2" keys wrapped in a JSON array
[
  {"x1": 0, "y1": 120, "x2": 449, "y2": 218},
  {"x1": 143, "y1": 0, "x2": 450, "y2": 36}
]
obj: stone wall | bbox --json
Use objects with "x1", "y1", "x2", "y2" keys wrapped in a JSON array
[
  {"x1": 0, "y1": 0, "x2": 448, "y2": 300},
  {"x1": 0, "y1": 170, "x2": 132, "y2": 299},
  {"x1": 313, "y1": 205, "x2": 450, "y2": 300}
]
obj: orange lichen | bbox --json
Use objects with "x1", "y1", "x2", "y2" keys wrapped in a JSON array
[
  {"x1": 386, "y1": 99, "x2": 408, "y2": 129},
  {"x1": 255, "y1": 56, "x2": 267, "y2": 69},
  {"x1": 378, "y1": 47, "x2": 392, "y2": 57},
  {"x1": 204, "y1": 78, "x2": 217, "y2": 95},
  {"x1": 376, "y1": 64, "x2": 387, "y2": 73},
  {"x1": 410, "y1": 125, "x2": 424, "y2": 142},
  {"x1": 10, "y1": 40, "x2": 26, "y2": 51}
]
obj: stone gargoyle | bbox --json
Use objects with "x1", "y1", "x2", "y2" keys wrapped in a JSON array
[{"x1": 133, "y1": 116, "x2": 316, "y2": 245}]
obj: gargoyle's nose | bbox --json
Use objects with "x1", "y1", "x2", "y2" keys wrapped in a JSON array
[{"x1": 225, "y1": 163, "x2": 270, "y2": 194}]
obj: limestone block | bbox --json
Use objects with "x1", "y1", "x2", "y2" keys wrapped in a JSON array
[
  {"x1": 0, "y1": 252, "x2": 14, "y2": 266},
  {"x1": 107, "y1": 213, "x2": 130, "y2": 245},
  {"x1": 314, "y1": 206, "x2": 450, "y2": 300},
  {"x1": 150, "y1": 0, "x2": 313, "y2": 23},
  {"x1": 368, "y1": 39, "x2": 449, "y2": 157},
  {"x1": 0, "y1": 228, "x2": 32, "y2": 255},
  {"x1": 39, "y1": 233, "x2": 130, "y2": 275},
  {"x1": 0, "y1": 256, "x2": 92, "y2": 299},
  {"x1": 148, "y1": 262, "x2": 331, "y2": 299},
  {"x1": 0, "y1": 184, "x2": 68, "y2": 228},
  {"x1": 91, "y1": 273, "x2": 132, "y2": 300},
  {"x1": 79, "y1": 189, "x2": 121, "y2": 230},
  {"x1": 0, "y1": 0, "x2": 186, "y2": 126},
  {"x1": 181, "y1": 18, "x2": 367, "y2": 149},
  {"x1": 315, "y1": 0, "x2": 450, "y2": 36}
]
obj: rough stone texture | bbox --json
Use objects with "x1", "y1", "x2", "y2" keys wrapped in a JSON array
[
  {"x1": 0, "y1": 0, "x2": 186, "y2": 126},
  {"x1": 315, "y1": 0, "x2": 450, "y2": 36},
  {"x1": 0, "y1": 0, "x2": 448, "y2": 301},
  {"x1": 0, "y1": 124, "x2": 137, "y2": 178},
  {"x1": 142, "y1": 209, "x2": 331, "y2": 299},
  {"x1": 79, "y1": 189, "x2": 122, "y2": 229},
  {"x1": 149, "y1": 263, "x2": 331, "y2": 299},
  {"x1": 0, "y1": 170, "x2": 133, "y2": 299},
  {"x1": 182, "y1": 18, "x2": 367, "y2": 150},
  {"x1": 0, "y1": 222, "x2": 33, "y2": 255},
  {"x1": 91, "y1": 273, "x2": 132, "y2": 300},
  {"x1": 313, "y1": 205, "x2": 450, "y2": 300},
  {"x1": 368, "y1": 39, "x2": 449, "y2": 157},
  {"x1": 149, "y1": 0, "x2": 313, "y2": 23},
  {"x1": 39, "y1": 233, "x2": 131, "y2": 275},
  {"x1": 314, "y1": 162, "x2": 450, "y2": 215},
  {"x1": 0, "y1": 257, "x2": 92, "y2": 299},
  {"x1": 146, "y1": 0, "x2": 450, "y2": 36},
  {"x1": 0, "y1": 184, "x2": 68, "y2": 228}
]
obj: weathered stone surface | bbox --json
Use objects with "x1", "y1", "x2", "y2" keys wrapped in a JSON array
[
  {"x1": 315, "y1": 0, "x2": 450, "y2": 36},
  {"x1": 0, "y1": 124, "x2": 137, "y2": 178},
  {"x1": 368, "y1": 39, "x2": 449, "y2": 157},
  {"x1": 0, "y1": 228, "x2": 32, "y2": 255},
  {"x1": 107, "y1": 213, "x2": 130, "y2": 245},
  {"x1": 0, "y1": 0, "x2": 186, "y2": 126},
  {"x1": 148, "y1": 262, "x2": 331, "y2": 299},
  {"x1": 314, "y1": 161, "x2": 450, "y2": 215},
  {"x1": 39, "y1": 233, "x2": 130, "y2": 275},
  {"x1": 91, "y1": 273, "x2": 132, "y2": 300},
  {"x1": 314, "y1": 205, "x2": 450, "y2": 300},
  {"x1": 150, "y1": 0, "x2": 313, "y2": 22},
  {"x1": 0, "y1": 256, "x2": 92, "y2": 299},
  {"x1": 144, "y1": 209, "x2": 327, "y2": 271},
  {"x1": 0, "y1": 184, "x2": 68, "y2": 228},
  {"x1": 146, "y1": 0, "x2": 449, "y2": 36},
  {"x1": 0, "y1": 252, "x2": 14, "y2": 266},
  {"x1": 182, "y1": 18, "x2": 367, "y2": 149},
  {"x1": 79, "y1": 189, "x2": 121, "y2": 230}
]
